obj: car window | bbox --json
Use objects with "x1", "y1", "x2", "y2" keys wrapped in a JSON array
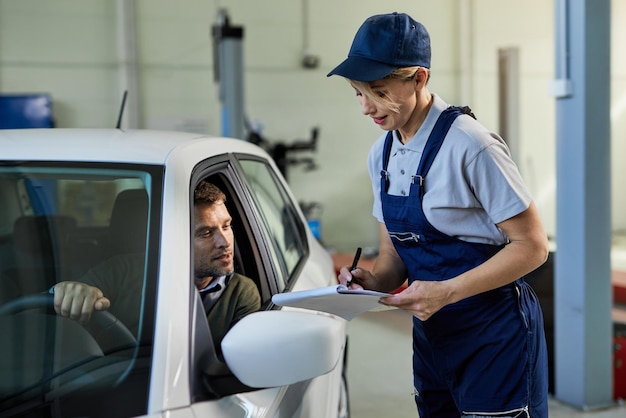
[
  {"x1": 237, "y1": 159, "x2": 306, "y2": 290},
  {"x1": 188, "y1": 170, "x2": 268, "y2": 401},
  {"x1": 0, "y1": 163, "x2": 159, "y2": 417}
]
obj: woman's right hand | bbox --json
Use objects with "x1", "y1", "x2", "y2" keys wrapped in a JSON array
[{"x1": 338, "y1": 265, "x2": 377, "y2": 290}]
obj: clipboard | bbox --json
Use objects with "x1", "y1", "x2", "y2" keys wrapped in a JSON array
[{"x1": 272, "y1": 284, "x2": 392, "y2": 320}]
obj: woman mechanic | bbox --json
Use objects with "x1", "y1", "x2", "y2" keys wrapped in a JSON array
[{"x1": 330, "y1": 12, "x2": 549, "y2": 418}]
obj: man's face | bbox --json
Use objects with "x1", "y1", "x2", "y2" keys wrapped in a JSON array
[{"x1": 193, "y1": 201, "x2": 235, "y2": 290}]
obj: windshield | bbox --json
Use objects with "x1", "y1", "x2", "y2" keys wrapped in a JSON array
[{"x1": 0, "y1": 162, "x2": 161, "y2": 417}]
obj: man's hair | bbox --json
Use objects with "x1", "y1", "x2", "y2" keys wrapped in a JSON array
[{"x1": 194, "y1": 180, "x2": 226, "y2": 206}]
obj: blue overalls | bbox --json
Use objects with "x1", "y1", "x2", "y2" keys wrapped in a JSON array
[{"x1": 380, "y1": 107, "x2": 548, "y2": 417}]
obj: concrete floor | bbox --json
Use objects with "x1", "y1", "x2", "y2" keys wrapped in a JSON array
[{"x1": 346, "y1": 308, "x2": 626, "y2": 418}]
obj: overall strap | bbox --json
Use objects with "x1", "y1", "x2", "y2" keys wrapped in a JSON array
[
  {"x1": 414, "y1": 105, "x2": 475, "y2": 197},
  {"x1": 380, "y1": 105, "x2": 475, "y2": 195},
  {"x1": 380, "y1": 130, "x2": 394, "y2": 192}
]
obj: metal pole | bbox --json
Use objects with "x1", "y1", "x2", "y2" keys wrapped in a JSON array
[
  {"x1": 552, "y1": 0, "x2": 613, "y2": 409},
  {"x1": 212, "y1": 10, "x2": 245, "y2": 139}
]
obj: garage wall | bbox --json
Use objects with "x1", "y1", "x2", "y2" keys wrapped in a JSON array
[
  {"x1": 0, "y1": 1, "x2": 118, "y2": 127},
  {"x1": 1, "y1": 0, "x2": 624, "y2": 253}
]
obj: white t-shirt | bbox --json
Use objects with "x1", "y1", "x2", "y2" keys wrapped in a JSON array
[{"x1": 367, "y1": 94, "x2": 532, "y2": 246}]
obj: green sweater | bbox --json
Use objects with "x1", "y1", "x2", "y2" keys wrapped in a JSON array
[
  {"x1": 81, "y1": 253, "x2": 144, "y2": 336},
  {"x1": 205, "y1": 273, "x2": 261, "y2": 356}
]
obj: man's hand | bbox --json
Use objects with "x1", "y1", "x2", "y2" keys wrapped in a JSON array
[{"x1": 53, "y1": 281, "x2": 111, "y2": 324}]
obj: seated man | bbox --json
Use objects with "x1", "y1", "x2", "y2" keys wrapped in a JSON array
[{"x1": 52, "y1": 181, "x2": 261, "y2": 355}]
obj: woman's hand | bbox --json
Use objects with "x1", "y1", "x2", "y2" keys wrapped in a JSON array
[
  {"x1": 337, "y1": 265, "x2": 375, "y2": 290},
  {"x1": 379, "y1": 280, "x2": 453, "y2": 321}
]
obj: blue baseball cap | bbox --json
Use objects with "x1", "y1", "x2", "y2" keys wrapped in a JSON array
[{"x1": 327, "y1": 12, "x2": 431, "y2": 82}]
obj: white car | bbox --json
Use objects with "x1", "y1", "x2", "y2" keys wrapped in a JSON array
[{"x1": 0, "y1": 129, "x2": 349, "y2": 418}]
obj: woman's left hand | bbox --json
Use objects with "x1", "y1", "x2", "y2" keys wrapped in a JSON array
[{"x1": 379, "y1": 280, "x2": 452, "y2": 321}]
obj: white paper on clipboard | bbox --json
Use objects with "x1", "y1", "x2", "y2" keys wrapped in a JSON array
[{"x1": 271, "y1": 284, "x2": 392, "y2": 320}]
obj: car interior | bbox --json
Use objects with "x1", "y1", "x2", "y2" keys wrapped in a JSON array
[{"x1": 2, "y1": 190, "x2": 149, "y2": 297}]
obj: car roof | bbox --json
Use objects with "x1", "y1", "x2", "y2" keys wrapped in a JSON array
[{"x1": 0, "y1": 128, "x2": 266, "y2": 164}]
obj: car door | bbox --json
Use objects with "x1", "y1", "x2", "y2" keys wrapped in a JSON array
[{"x1": 231, "y1": 155, "x2": 348, "y2": 418}]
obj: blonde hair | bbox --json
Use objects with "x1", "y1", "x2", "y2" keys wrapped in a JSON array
[{"x1": 351, "y1": 66, "x2": 430, "y2": 113}]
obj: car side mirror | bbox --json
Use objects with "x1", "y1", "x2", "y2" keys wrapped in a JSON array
[{"x1": 221, "y1": 310, "x2": 345, "y2": 388}]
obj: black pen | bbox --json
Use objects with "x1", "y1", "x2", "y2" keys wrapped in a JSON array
[
  {"x1": 347, "y1": 247, "x2": 362, "y2": 286},
  {"x1": 350, "y1": 247, "x2": 362, "y2": 271}
]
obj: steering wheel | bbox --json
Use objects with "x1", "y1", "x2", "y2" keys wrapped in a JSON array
[{"x1": 0, "y1": 294, "x2": 136, "y2": 352}]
